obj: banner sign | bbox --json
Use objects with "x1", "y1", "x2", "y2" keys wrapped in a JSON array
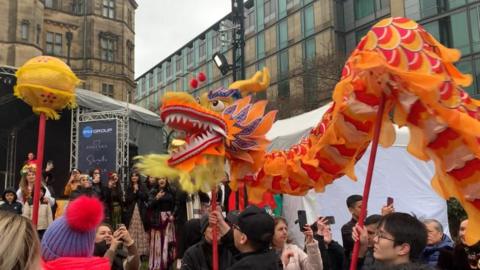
[{"x1": 78, "y1": 120, "x2": 117, "y2": 182}]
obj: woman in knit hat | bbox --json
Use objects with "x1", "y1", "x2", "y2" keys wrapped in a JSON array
[
  {"x1": 0, "y1": 211, "x2": 42, "y2": 270},
  {"x1": 41, "y1": 195, "x2": 111, "y2": 270}
]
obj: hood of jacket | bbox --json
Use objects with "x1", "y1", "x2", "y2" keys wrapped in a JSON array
[{"x1": 2, "y1": 188, "x2": 18, "y2": 202}]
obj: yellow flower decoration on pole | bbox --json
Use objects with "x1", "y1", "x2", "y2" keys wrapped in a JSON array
[{"x1": 14, "y1": 56, "x2": 80, "y2": 119}]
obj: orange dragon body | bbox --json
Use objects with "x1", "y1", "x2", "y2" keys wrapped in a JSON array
[{"x1": 137, "y1": 17, "x2": 480, "y2": 244}]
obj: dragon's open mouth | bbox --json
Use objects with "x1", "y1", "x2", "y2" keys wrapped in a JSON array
[{"x1": 161, "y1": 106, "x2": 227, "y2": 165}]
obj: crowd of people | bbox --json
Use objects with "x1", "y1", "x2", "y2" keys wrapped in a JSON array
[{"x1": 0, "y1": 155, "x2": 479, "y2": 270}]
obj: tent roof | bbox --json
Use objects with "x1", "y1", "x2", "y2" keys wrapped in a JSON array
[
  {"x1": 76, "y1": 89, "x2": 162, "y2": 127},
  {"x1": 267, "y1": 102, "x2": 410, "y2": 149}
]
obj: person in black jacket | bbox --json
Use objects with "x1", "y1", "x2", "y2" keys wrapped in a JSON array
[
  {"x1": 312, "y1": 218, "x2": 344, "y2": 270},
  {"x1": 0, "y1": 188, "x2": 23, "y2": 214},
  {"x1": 181, "y1": 215, "x2": 235, "y2": 270},
  {"x1": 342, "y1": 194, "x2": 363, "y2": 268},
  {"x1": 147, "y1": 177, "x2": 176, "y2": 270},
  {"x1": 89, "y1": 168, "x2": 104, "y2": 199},
  {"x1": 124, "y1": 172, "x2": 149, "y2": 260},
  {"x1": 210, "y1": 205, "x2": 282, "y2": 270},
  {"x1": 104, "y1": 171, "x2": 125, "y2": 229}
]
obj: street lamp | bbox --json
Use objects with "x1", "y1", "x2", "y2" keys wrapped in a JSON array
[
  {"x1": 212, "y1": 52, "x2": 231, "y2": 75},
  {"x1": 66, "y1": 31, "x2": 73, "y2": 66}
]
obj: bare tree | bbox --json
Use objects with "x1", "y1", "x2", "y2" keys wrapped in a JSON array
[{"x1": 296, "y1": 50, "x2": 346, "y2": 113}]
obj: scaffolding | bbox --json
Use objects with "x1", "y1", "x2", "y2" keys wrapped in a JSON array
[
  {"x1": 70, "y1": 107, "x2": 129, "y2": 188},
  {"x1": 1, "y1": 66, "x2": 17, "y2": 190}
]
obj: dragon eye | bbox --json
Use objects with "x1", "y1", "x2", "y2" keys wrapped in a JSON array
[{"x1": 211, "y1": 100, "x2": 225, "y2": 111}]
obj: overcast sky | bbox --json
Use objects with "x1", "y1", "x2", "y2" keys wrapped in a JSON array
[{"x1": 135, "y1": 1, "x2": 231, "y2": 78}]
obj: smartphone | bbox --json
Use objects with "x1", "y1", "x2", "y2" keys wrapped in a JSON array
[
  {"x1": 297, "y1": 210, "x2": 307, "y2": 232},
  {"x1": 324, "y1": 216, "x2": 336, "y2": 225},
  {"x1": 116, "y1": 223, "x2": 125, "y2": 230},
  {"x1": 387, "y1": 197, "x2": 394, "y2": 206}
]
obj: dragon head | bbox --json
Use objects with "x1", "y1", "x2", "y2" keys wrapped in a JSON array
[{"x1": 155, "y1": 68, "x2": 276, "y2": 191}]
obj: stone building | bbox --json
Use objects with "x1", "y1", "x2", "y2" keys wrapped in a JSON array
[{"x1": 0, "y1": 0, "x2": 137, "y2": 101}]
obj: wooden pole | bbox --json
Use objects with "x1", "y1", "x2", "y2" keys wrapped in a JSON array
[
  {"x1": 211, "y1": 188, "x2": 218, "y2": 270},
  {"x1": 32, "y1": 113, "x2": 46, "y2": 227},
  {"x1": 349, "y1": 93, "x2": 386, "y2": 270}
]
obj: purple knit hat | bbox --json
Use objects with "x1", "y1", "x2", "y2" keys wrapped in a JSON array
[{"x1": 41, "y1": 196, "x2": 104, "y2": 261}]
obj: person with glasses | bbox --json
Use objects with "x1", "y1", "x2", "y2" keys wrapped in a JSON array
[{"x1": 353, "y1": 212, "x2": 428, "y2": 268}]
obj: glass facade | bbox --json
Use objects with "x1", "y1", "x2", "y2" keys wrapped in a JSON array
[
  {"x1": 354, "y1": 0, "x2": 375, "y2": 19},
  {"x1": 135, "y1": 0, "x2": 336, "y2": 116}
]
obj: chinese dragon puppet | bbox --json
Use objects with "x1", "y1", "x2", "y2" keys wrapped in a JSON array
[{"x1": 136, "y1": 17, "x2": 480, "y2": 244}]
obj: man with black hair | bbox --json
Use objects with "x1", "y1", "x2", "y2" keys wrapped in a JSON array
[
  {"x1": 181, "y1": 215, "x2": 235, "y2": 270},
  {"x1": 354, "y1": 212, "x2": 428, "y2": 268},
  {"x1": 210, "y1": 205, "x2": 281, "y2": 270},
  {"x1": 342, "y1": 194, "x2": 363, "y2": 266}
]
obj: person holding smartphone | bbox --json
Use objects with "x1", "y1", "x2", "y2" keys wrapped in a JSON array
[
  {"x1": 271, "y1": 216, "x2": 323, "y2": 270},
  {"x1": 94, "y1": 223, "x2": 140, "y2": 270}
]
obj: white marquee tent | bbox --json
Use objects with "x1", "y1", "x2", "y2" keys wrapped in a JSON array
[{"x1": 266, "y1": 103, "x2": 449, "y2": 247}]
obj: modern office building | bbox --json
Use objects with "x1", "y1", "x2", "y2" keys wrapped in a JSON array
[
  {"x1": 135, "y1": 0, "x2": 339, "y2": 119},
  {"x1": 338, "y1": 0, "x2": 480, "y2": 98},
  {"x1": 0, "y1": 0, "x2": 137, "y2": 101},
  {"x1": 135, "y1": 0, "x2": 480, "y2": 119}
]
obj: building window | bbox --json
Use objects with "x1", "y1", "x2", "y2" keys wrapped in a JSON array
[
  {"x1": 36, "y1": 24, "x2": 41, "y2": 44},
  {"x1": 304, "y1": 37, "x2": 316, "y2": 59},
  {"x1": 278, "y1": 20, "x2": 288, "y2": 49},
  {"x1": 457, "y1": 59, "x2": 475, "y2": 95},
  {"x1": 46, "y1": 32, "x2": 63, "y2": 56},
  {"x1": 471, "y1": 6, "x2": 480, "y2": 53},
  {"x1": 156, "y1": 68, "x2": 162, "y2": 87},
  {"x1": 303, "y1": 5, "x2": 315, "y2": 36},
  {"x1": 102, "y1": 83, "x2": 114, "y2": 98},
  {"x1": 100, "y1": 36, "x2": 115, "y2": 62},
  {"x1": 166, "y1": 62, "x2": 172, "y2": 79},
  {"x1": 264, "y1": 0, "x2": 276, "y2": 23},
  {"x1": 176, "y1": 56, "x2": 182, "y2": 74},
  {"x1": 354, "y1": 0, "x2": 375, "y2": 20},
  {"x1": 21, "y1": 21, "x2": 29, "y2": 41},
  {"x1": 450, "y1": 11, "x2": 470, "y2": 55},
  {"x1": 256, "y1": 32, "x2": 265, "y2": 59},
  {"x1": 126, "y1": 40, "x2": 134, "y2": 67},
  {"x1": 199, "y1": 40, "x2": 206, "y2": 61},
  {"x1": 72, "y1": 0, "x2": 84, "y2": 15},
  {"x1": 128, "y1": 9, "x2": 133, "y2": 27},
  {"x1": 187, "y1": 48, "x2": 194, "y2": 67},
  {"x1": 245, "y1": 10, "x2": 255, "y2": 33},
  {"x1": 287, "y1": 0, "x2": 300, "y2": 10},
  {"x1": 212, "y1": 32, "x2": 221, "y2": 52},
  {"x1": 102, "y1": 0, "x2": 115, "y2": 19},
  {"x1": 45, "y1": 0, "x2": 55, "y2": 8},
  {"x1": 278, "y1": 50, "x2": 289, "y2": 78},
  {"x1": 148, "y1": 73, "x2": 153, "y2": 91},
  {"x1": 422, "y1": 12, "x2": 470, "y2": 55},
  {"x1": 142, "y1": 78, "x2": 146, "y2": 97},
  {"x1": 278, "y1": 80, "x2": 290, "y2": 98}
]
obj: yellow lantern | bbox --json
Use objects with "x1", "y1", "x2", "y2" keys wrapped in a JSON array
[{"x1": 14, "y1": 56, "x2": 80, "y2": 119}]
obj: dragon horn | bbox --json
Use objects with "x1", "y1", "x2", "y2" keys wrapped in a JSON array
[{"x1": 228, "y1": 67, "x2": 270, "y2": 96}]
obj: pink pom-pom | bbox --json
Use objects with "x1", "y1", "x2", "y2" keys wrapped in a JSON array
[
  {"x1": 197, "y1": 72, "x2": 206, "y2": 82},
  {"x1": 190, "y1": 79, "x2": 199, "y2": 89},
  {"x1": 66, "y1": 196, "x2": 104, "y2": 232}
]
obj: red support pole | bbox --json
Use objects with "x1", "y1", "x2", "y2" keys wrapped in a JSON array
[
  {"x1": 32, "y1": 113, "x2": 46, "y2": 227},
  {"x1": 349, "y1": 93, "x2": 386, "y2": 270},
  {"x1": 211, "y1": 189, "x2": 219, "y2": 270}
]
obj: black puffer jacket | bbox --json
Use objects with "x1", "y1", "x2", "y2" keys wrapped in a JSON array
[{"x1": 0, "y1": 188, "x2": 23, "y2": 214}]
